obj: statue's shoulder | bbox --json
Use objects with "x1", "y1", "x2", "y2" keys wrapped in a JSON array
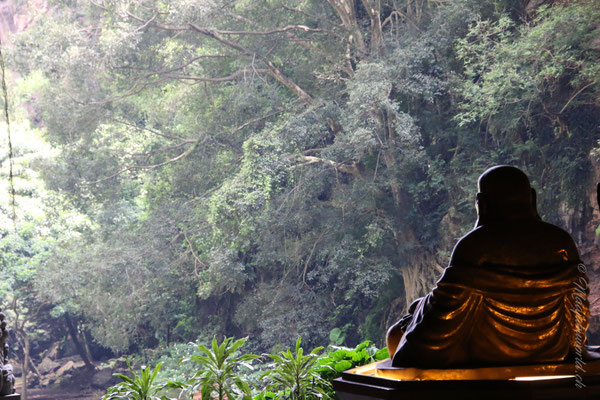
[
  {"x1": 449, "y1": 227, "x2": 488, "y2": 265},
  {"x1": 535, "y1": 220, "x2": 576, "y2": 239},
  {"x1": 535, "y1": 221, "x2": 581, "y2": 262},
  {"x1": 449, "y1": 220, "x2": 580, "y2": 266}
]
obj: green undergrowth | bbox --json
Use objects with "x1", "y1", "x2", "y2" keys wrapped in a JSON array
[{"x1": 105, "y1": 337, "x2": 389, "y2": 400}]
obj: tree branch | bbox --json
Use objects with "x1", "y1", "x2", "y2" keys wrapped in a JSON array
[
  {"x1": 325, "y1": 0, "x2": 367, "y2": 55},
  {"x1": 125, "y1": 10, "x2": 188, "y2": 31},
  {"x1": 302, "y1": 230, "x2": 327, "y2": 285},
  {"x1": 291, "y1": 155, "x2": 361, "y2": 176},
  {"x1": 91, "y1": 112, "x2": 281, "y2": 183},
  {"x1": 111, "y1": 119, "x2": 191, "y2": 142},
  {"x1": 123, "y1": 10, "x2": 316, "y2": 105},
  {"x1": 188, "y1": 23, "x2": 314, "y2": 105},
  {"x1": 361, "y1": 0, "x2": 383, "y2": 53},
  {"x1": 90, "y1": 142, "x2": 198, "y2": 184},
  {"x1": 214, "y1": 25, "x2": 333, "y2": 36},
  {"x1": 559, "y1": 82, "x2": 594, "y2": 115},
  {"x1": 77, "y1": 77, "x2": 160, "y2": 106},
  {"x1": 229, "y1": 12, "x2": 353, "y2": 78},
  {"x1": 163, "y1": 68, "x2": 269, "y2": 83}
]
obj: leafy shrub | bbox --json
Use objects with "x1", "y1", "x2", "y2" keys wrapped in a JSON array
[
  {"x1": 318, "y1": 340, "x2": 389, "y2": 378},
  {"x1": 102, "y1": 337, "x2": 389, "y2": 400},
  {"x1": 103, "y1": 359, "x2": 166, "y2": 400},
  {"x1": 135, "y1": 342, "x2": 199, "y2": 385},
  {"x1": 261, "y1": 337, "x2": 332, "y2": 400},
  {"x1": 315, "y1": 340, "x2": 389, "y2": 399},
  {"x1": 179, "y1": 336, "x2": 258, "y2": 400}
]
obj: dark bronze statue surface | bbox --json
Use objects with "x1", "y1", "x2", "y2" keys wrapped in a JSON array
[{"x1": 387, "y1": 165, "x2": 591, "y2": 368}]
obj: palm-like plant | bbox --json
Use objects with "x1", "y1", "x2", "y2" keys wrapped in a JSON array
[
  {"x1": 103, "y1": 359, "x2": 164, "y2": 400},
  {"x1": 262, "y1": 337, "x2": 332, "y2": 400},
  {"x1": 184, "y1": 336, "x2": 258, "y2": 400}
]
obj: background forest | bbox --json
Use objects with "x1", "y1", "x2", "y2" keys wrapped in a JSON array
[{"x1": 0, "y1": 0, "x2": 600, "y2": 395}]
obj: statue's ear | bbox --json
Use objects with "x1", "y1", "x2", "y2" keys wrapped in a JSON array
[
  {"x1": 531, "y1": 188, "x2": 541, "y2": 219},
  {"x1": 475, "y1": 192, "x2": 487, "y2": 227}
]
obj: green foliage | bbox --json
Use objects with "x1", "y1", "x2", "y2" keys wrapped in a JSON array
[
  {"x1": 328, "y1": 328, "x2": 346, "y2": 346},
  {"x1": 103, "y1": 359, "x2": 165, "y2": 400},
  {"x1": 134, "y1": 342, "x2": 200, "y2": 385},
  {"x1": 317, "y1": 341, "x2": 389, "y2": 378},
  {"x1": 262, "y1": 337, "x2": 332, "y2": 400},
  {"x1": 5, "y1": 0, "x2": 600, "y2": 365},
  {"x1": 102, "y1": 337, "x2": 390, "y2": 400},
  {"x1": 182, "y1": 337, "x2": 258, "y2": 400},
  {"x1": 456, "y1": 3, "x2": 600, "y2": 133},
  {"x1": 253, "y1": 391, "x2": 279, "y2": 400},
  {"x1": 312, "y1": 341, "x2": 389, "y2": 400},
  {"x1": 454, "y1": 0, "x2": 599, "y2": 215}
]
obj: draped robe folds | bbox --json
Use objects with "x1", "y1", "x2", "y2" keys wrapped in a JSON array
[{"x1": 392, "y1": 260, "x2": 589, "y2": 368}]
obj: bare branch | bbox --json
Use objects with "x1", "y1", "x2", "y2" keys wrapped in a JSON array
[
  {"x1": 229, "y1": 111, "x2": 281, "y2": 134},
  {"x1": 131, "y1": 141, "x2": 191, "y2": 160},
  {"x1": 126, "y1": 10, "x2": 336, "y2": 37},
  {"x1": 182, "y1": 230, "x2": 208, "y2": 277},
  {"x1": 188, "y1": 23, "x2": 314, "y2": 105},
  {"x1": 133, "y1": 12, "x2": 157, "y2": 32},
  {"x1": 215, "y1": 25, "x2": 333, "y2": 36},
  {"x1": 559, "y1": 82, "x2": 594, "y2": 115},
  {"x1": 90, "y1": 142, "x2": 198, "y2": 184},
  {"x1": 291, "y1": 155, "x2": 361, "y2": 176},
  {"x1": 163, "y1": 68, "x2": 269, "y2": 83},
  {"x1": 125, "y1": 10, "x2": 188, "y2": 31},
  {"x1": 230, "y1": 12, "x2": 354, "y2": 81},
  {"x1": 151, "y1": 53, "x2": 235, "y2": 73},
  {"x1": 77, "y1": 77, "x2": 160, "y2": 106},
  {"x1": 281, "y1": 5, "x2": 343, "y2": 28},
  {"x1": 86, "y1": 63, "x2": 261, "y2": 106},
  {"x1": 302, "y1": 230, "x2": 327, "y2": 285},
  {"x1": 89, "y1": 0, "x2": 109, "y2": 11},
  {"x1": 111, "y1": 119, "x2": 190, "y2": 142},
  {"x1": 123, "y1": 10, "x2": 315, "y2": 105},
  {"x1": 381, "y1": 9, "x2": 421, "y2": 32},
  {"x1": 90, "y1": 111, "x2": 282, "y2": 183}
]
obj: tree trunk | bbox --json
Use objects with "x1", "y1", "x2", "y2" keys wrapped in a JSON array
[
  {"x1": 400, "y1": 256, "x2": 443, "y2": 309},
  {"x1": 64, "y1": 314, "x2": 94, "y2": 370},
  {"x1": 361, "y1": 0, "x2": 383, "y2": 53},
  {"x1": 82, "y1": 329, "x2": 95, "y2": 363},
  {"x1": 21, "y1": 335, "x2": 29, "y2": 400},
  {"x1": 326, "y1": 0, "x2": 367, "y2": 55}
]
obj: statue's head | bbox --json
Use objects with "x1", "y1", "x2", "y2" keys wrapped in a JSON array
[{"x1": 475, "y1": 165, "x2": 539, "y2": 227}]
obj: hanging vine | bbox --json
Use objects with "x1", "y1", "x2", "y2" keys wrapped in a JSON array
[{"x1": 0, "y1": 38, "x2": 16, "y2": 228}]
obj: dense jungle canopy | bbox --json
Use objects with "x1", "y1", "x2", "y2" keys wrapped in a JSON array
[{"x1": 0, "y1": 0, "x2": 599, "y2": 367}]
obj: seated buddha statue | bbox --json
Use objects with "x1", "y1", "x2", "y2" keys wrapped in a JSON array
[{"x1": 387, "y1": 165, "x2": 592, "y2": 368}]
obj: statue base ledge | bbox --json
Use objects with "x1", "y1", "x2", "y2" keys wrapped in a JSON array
[
  {"x1": 333, "y1": 359, "x2": 600, "y2": 400},
  {"x1": 375, "y1": 358, "x2": 600, "y2": 380},
  {"x1": 0, "y1": 394, "x2": 20, "y2": 400}
]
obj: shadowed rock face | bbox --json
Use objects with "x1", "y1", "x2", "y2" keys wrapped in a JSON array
[
  {"x1": 387, "y1": 165, "x2": 592, "y2": 368},
  {"x1": 0, "y1": 0, "x2": 50, "y2": 46}
]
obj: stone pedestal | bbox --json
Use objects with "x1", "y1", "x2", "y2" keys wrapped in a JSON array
[{"x1": 333, "y1": 359, "x2": 600, "y2": 400}]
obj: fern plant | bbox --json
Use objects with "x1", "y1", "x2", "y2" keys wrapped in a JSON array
[
  {"x1": 182, "y1": 336, "x2": 258, "y2": 400},
  {"x1": 103, "y1": 359, "x2": 165, "y2": 400},
  {"x1": 262, "y1": 337, "x2": 332, "y2": 400}
]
